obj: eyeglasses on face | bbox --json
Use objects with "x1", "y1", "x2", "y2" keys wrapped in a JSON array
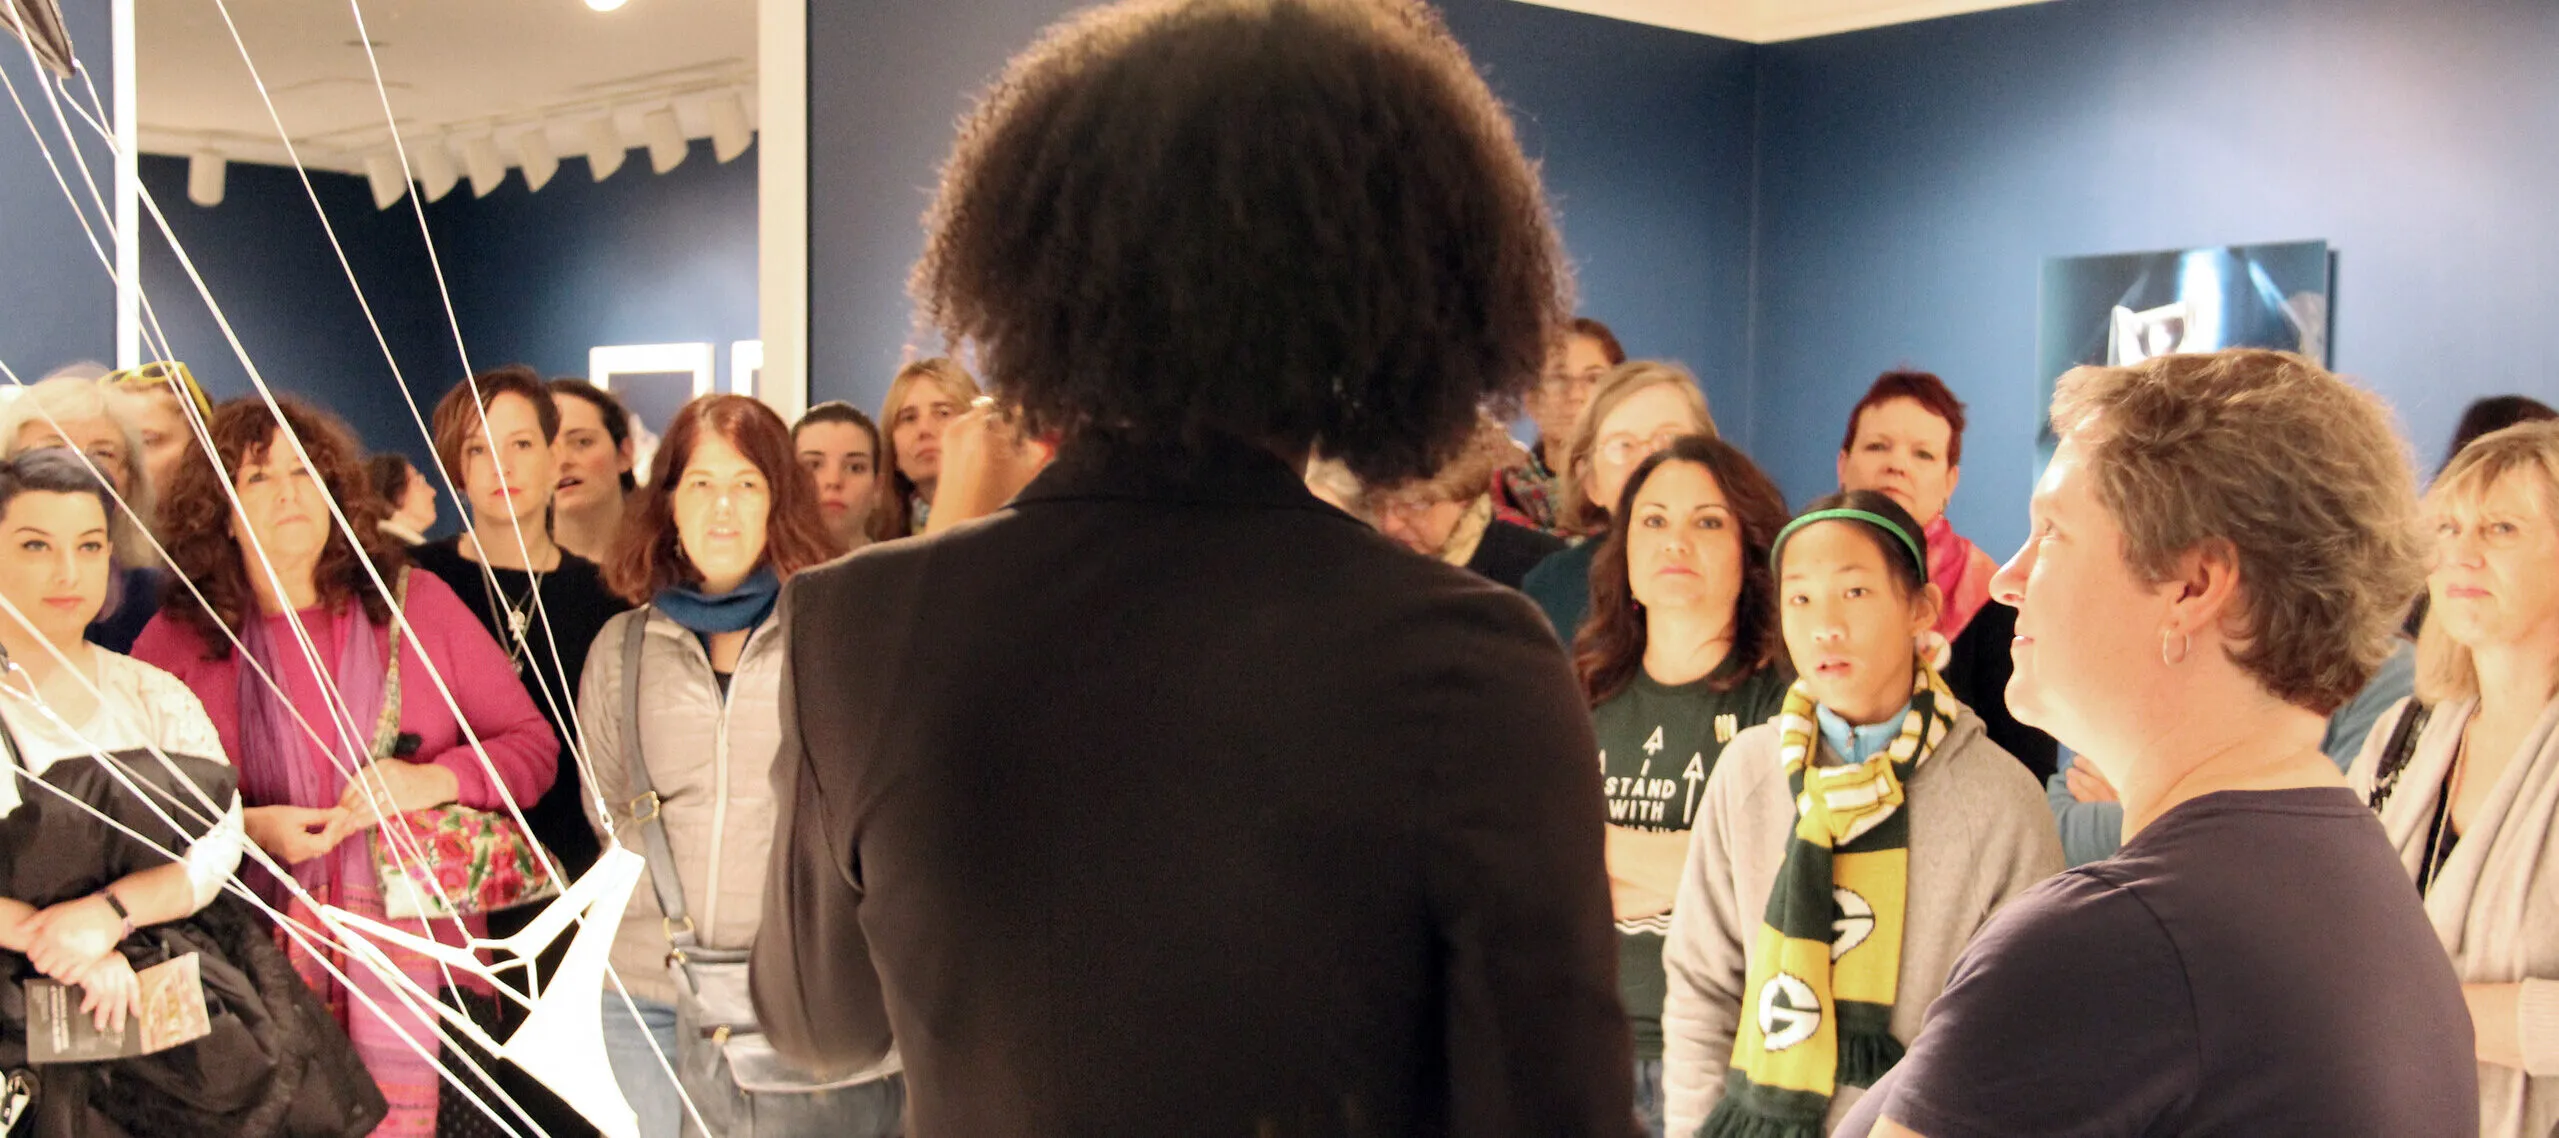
[{"x1": 1595, "y1": 428, "x2": 1686, "y2": 469}]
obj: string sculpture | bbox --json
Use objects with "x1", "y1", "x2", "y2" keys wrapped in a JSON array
[{"x1": 0, "y1": 1, "x2": 715, "y2": 1132}]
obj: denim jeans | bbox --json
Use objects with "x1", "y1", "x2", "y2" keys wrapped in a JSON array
[
  {"x1": 601, "y1": 990, "x2": 683, "y2": 1138},
  {"x1": 1634, "y1": 1058, "x2": 1665, "y2": 1138}
]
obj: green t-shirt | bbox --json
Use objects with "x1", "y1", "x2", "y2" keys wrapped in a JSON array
[{"x1": 1591, "y1": 662, "x2": 1791, "y2": 1059}]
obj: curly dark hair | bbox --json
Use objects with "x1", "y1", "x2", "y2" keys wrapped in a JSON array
[
  {"x1": 912, "y1": 0, "x2": 1566, "y2": 487},
  {"x1": 1575, "y1": 435, "x2": 1791, "y2": 706},
  {"x1": 160, "y1": 397, "x2": 402, "y2": 659}
]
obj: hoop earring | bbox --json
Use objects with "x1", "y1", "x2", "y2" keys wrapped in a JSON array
[{"x1": 2162, "y1": 631, "x2": 2192, "y2": 666}]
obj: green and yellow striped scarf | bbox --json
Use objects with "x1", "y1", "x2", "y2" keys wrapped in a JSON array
[{"x1": 1700, "y1": 658, "x2": 1957, "y2": 1138}]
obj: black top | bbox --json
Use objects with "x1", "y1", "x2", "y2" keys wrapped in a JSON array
[
  {"x1": 752, "y1": 436, "x2": 1638, "y2": 1137},
  {"x1": 408, "y1": 537, "x2": 628, "y2": 880},
  {"x1": 1592, "y1": 663, "x2": 1790, "y2": 1059},
  {"x1": 1466, "y1": 518, "x2": 1567, "y2": 591},
  {"x1": 85, "y1": 566, "x2": 163, "y2": 655},
  {"x1": 1838, "y1": 787, "x2": 2478, "y2": 1138},
  {"x1": 1942, "y1": 601, "x2": 2057, "y2": 783}
]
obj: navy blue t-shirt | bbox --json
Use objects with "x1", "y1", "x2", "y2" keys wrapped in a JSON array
[{"x1": 1837, "y1": 786, "x2": 2476, "y2": 1138}]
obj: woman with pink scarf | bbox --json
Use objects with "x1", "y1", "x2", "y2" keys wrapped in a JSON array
[
  {"x1": 1836, "y1": 370, "x2": 1997, "y2": 640},
  {"x1": 1837, "y1": 370, "x2": 2056, "y2": 781}
]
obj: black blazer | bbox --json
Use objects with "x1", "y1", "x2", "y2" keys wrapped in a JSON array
[{"x1": 751, "y1": 436, "x2": 1638, "y2": 1137}]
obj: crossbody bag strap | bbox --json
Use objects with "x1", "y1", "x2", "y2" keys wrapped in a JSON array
[
  {"x1": 621, "y1": 606, "x2": 707, "y2": 954},
  {"x1": 368, "y1": 567, "x2": 409, "y2": 757}
]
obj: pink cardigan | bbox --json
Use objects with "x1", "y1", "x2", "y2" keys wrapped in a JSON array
[{"x1": 131, "y1": 569, "x2": 556, "y2": 816}]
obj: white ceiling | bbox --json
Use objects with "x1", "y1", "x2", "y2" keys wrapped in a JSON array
[
  {"x1": 136, "y1": 0, "x2": 754, "y2": 176},
  {"x1": 1509, "y1": 0, "x2": 2060, "y2": 42}
]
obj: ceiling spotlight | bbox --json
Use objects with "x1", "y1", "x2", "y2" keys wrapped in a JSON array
[
  {"x1": 642, "y1": 107, "x2": 686, "y2": 174},
  {"x1": 515, "y1": 128, "x2": 559, "y2": 192},
  {"x1": 186, "y1": 149, "x2": 227, "y2": 207},
  {"x1": 583, "y1": 115, "x2": 626, "y2": 181},
  {"x1": 464, "y1": 135, "x2": 508, "y2": 198},
  {"x1": 585, "y1": 0, "x2": 628, "y2": 10},
  {"x1": 708, "y1": 92, "x2": 751, "y2": 163},
  {"x1": 363, "y1": 151, "x2": 408, "y2": 211},
  {"x1": 416, "y1": 138, "x2": 461, "y2": 202}
]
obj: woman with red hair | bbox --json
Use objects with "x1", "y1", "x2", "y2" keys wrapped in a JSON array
[{"x1": 574, "y1": 395, "x2": 878, "y2": 1136}]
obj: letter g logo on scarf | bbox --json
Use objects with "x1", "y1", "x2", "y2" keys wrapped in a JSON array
[{"x1": 1757, "y1": 973, "x2": 1823, "y2": 1051}]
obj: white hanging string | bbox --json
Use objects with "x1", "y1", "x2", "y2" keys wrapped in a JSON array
[
  {"x1": 2, "y1": 9, "x2": 729, "y2": 1133},
  {"x1": 0, "y1": 590, "x2": 552, "y2": 1138},
  {"x1": 13, "y1": 20, "x2": 713, "y2": 1135},
  {"x1": 192, "y1": 0, "x2": 615, "y2": 804}
]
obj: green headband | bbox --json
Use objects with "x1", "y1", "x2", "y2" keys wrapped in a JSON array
[{"x1": 1770, "y1": 507, "x2": 1930, "y2": 586}]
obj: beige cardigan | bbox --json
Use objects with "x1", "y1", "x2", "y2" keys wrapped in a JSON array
[
  {"x1": 2349, "y1": 696, "x2": 2559, "y2": 1138},
  {"x1": 1660, "y1": 709, "x2": 2063, "y2": 1136}
]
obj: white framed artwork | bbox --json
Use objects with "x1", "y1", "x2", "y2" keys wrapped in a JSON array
[
  {"x1": 589, "y1": 342, "x2": 715, "y2": 441},
  {"x1": 730, "y1": 339, "x2": 764, "y2": 399}
]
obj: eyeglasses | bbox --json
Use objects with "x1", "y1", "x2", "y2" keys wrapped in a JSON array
[
  {"x1": 101, "y1": 360, "x2": 212, "y2": 420},
  {"x1": 1595, "y1": 428, "x2": 1687, "y2": 469},
  {"x1": 1539, "y1": 367, "x2": 1606, "y2": 397},
  {"x1": 1373, "y1": 492, "x2": 1445, "y2": 521}
]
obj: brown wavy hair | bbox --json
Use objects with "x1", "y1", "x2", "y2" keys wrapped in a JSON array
[
  {"x1": 159, "y1": 397, "x2": 402, "y2": 659},
  {"x1": 1575, "y1": 434, "x2": 1790, "y2": 706},
  {"x1": 605, "y1": 394, "x2": 844, "y2": 604},
  {"x1": 911, "y1": 0, "x2": 1565, "y2": 488}
]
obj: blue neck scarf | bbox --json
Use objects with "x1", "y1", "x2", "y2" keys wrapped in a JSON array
[{"x1": 653, "y1": 565, "x2": 780, "y2": 634}]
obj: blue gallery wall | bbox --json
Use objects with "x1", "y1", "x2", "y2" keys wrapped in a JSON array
[
  {"x1": 1748, "y1": 0, "x2": 2559, "y2": 556},
  {"x1": 0, "y1": 0, "x2": 116, "y2": 376},
  {"x1": 137, "y1": 156, "x2": 459, "y2": 493},
  {"x1": 805, "y1": 0, "x2": 1762, "y2": 422},
  {"x1": 427, "y1": 137, "x2": 759, "y2": 389},
  {"x1": 130, "y1": 136, "x2": 757, "y2": 524}
]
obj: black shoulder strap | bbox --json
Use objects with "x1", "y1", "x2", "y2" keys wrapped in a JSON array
[
  {"x1": 2367, "y1": 701, "x2": 2432, "y2": 813},
  {"x1": 621, "y1": 607, "x2": 698, "y2": 949}
]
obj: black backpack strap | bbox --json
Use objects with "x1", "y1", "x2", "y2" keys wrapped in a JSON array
[{"x1": 2367, "y1": 701, "x2": 2432, "y2": 813}]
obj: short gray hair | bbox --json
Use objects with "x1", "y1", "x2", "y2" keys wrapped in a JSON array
[
  {"x1": 2050, "y1": 349, "x2": 2423, "y2": 715},
  {"x1": 0, "y1": 367, "x2": 156, "y2": 568}
]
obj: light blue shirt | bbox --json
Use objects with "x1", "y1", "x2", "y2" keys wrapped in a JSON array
[
  {"x1": 1815, "y1": 701, "x2": 1913, "y2": 765},
  {"x1": 2044, "y1": 639, "x2": 2419, "y2": 866}
]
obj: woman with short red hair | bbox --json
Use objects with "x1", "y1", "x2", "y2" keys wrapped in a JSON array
[
  {"x1": 574, "y1": 395, "x2": 879, "y2": 1136},
  {"x1": 1837, "y1": 371, "x2": 1995, "y2": 640}
]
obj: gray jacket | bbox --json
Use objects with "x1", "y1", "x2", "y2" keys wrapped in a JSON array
[
  {"x1": 579, "y1": 606, "x2": 789, "y2": 1006},
  {"x1": 1661, "y1": 708, "x2": 2063, "y2": 1136}
]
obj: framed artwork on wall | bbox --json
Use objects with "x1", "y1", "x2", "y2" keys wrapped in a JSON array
[
  {"x1": 591, "y1": 342, "x2": 714, "y2": 482},
  {"x1": 730, "y1": 340, "x2": 763, "y2": 398},
  {"x1": 2036, "y1": 240, "x2": 2333, "y2": 463}
]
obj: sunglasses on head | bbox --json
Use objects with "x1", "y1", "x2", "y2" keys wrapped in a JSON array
[{"x1": 101, "y1": 360, "x2": 213, "y2": 421}]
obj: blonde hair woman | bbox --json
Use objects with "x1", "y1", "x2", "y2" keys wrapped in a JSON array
[
  {"x1": 1841, "y1": 350, "x2": 2473, "y2": 1137},
  {"x1": 1521, "y1": 360, "x2": 1716, "y2": 637},
  {"x1": 869, "y1": 358, "x2": 983, "y2": 540},
  {"x1": 0, "y1": 368, "x2": 164, "y2": 651},
  {"x1": 2350, "y1": 418, "x2": 2559, "y2": 1137}
]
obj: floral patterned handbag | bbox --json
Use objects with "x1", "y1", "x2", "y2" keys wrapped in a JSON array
[{"x1": 365, "y1": 567, "x2": 562, "y2": 921}]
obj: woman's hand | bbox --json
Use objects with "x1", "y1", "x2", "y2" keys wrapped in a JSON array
[
  {"x1": 333, "y1": 759, "x2": 461, "y2": 831},
  {"x1": 20, "y1": 894, "x2": 124, "y2": 980},
  {"x1": 0, "y1": 897, "x2": 36, "y2": 953},
  {"x1": 243, "y1": 804, "x2": 353, "y2": 864},
  {"x1": 65, "y1": 951, "x2": 141, "y2": 1036},
  {"x1": 1605, "y1": 824, "x2": 1688, "y2": 922},
  {"x1": 925, "y1": 400, "x2": 1056, "y2": 536},
  {"x1": 2065, "y1": 757, "x2": 2119, "y2": 804}
]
